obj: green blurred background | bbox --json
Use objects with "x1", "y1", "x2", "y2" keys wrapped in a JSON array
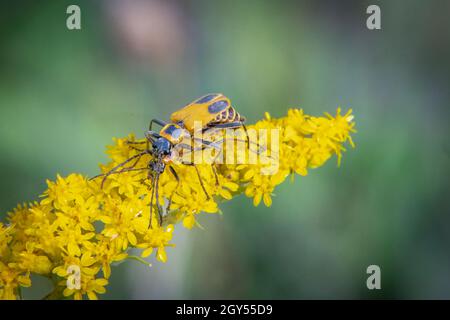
[{"x1": 1, "y1": 0, "x2": 449, "y2": 299}]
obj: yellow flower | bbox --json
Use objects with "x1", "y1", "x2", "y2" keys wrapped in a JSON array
[
  {"x1": 138, "y1": 224, "x2": 174, "y2": 263},
  {"x1": 170, "y1": 181, "x2": 218, "y2": 229},
  {"x1": 8, "y1": 250, "x2": 52, "y2": 275},
  {"x1": 244, "y1": 173, "x2": 287, "y2": 207},
  {"x1": 56, "y1": 224, "x2": 95, "y2": 257},
  {"x1": 101, "y1": 197, "x2": 149, "y2": 250},
  {"x1": 1, "y1": 108, "x2": 355, "y2": 299},
  {"x1": 216, "y1": 178, "x2": 239, "y2": 200},
  {"x1": 52, "y1": 252, "x2": 100, "y2": 280},
  {"x1": 83, "y1": 238, "x2": 127, "y2": 279},
  {"x1": 61, "y1": 276, "x2": 108, "y2": 300},
  {"x1": 0, "y1": 223, "x2": 13, "y2": 258},
  {"x1": 40, "y1": 174, "x2": 90, "y2": 211},
  {"x1": 0, "y1": 262, "x2": 31, "y2": 300}
]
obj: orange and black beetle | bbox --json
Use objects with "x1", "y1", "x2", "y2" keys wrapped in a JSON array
[{"x1": 93, "y1": 94, "x2": 248, "y2": 227}]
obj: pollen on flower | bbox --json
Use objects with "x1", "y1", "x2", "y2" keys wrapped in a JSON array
[{"x1": 0, "y1": 108, "x2": 355, "y2": 299}]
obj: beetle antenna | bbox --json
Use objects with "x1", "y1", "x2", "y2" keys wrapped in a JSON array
[
  {"x1": 90, "y1": 150, "x2": 148, "y2": 188},
  {"x1": 90, "y1": 167, "x2": 149, "y2": 180}
]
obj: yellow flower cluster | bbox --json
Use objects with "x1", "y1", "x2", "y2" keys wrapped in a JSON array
[{"x1": 0, "y1": 108, "x2": 355, "y2": 299}]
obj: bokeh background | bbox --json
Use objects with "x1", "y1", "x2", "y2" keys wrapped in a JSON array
[{"x1": 1, "y1": 0, "x2": 449, "y2": 299}]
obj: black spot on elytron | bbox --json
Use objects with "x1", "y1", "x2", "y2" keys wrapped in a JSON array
[
  {"x1": 196, "y1": 94, "x2": 218, "y2": 104},
  {"x1": 208, "y1": 100, "x2": 229, "y2": 113},
  {"x1": 163, "y1": 125, "x2": 182, "y2": 139}
]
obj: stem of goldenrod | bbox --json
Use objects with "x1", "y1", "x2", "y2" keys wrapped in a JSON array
[{"x1": 126, "y1": 255, "x2": 152, "y2": 267}]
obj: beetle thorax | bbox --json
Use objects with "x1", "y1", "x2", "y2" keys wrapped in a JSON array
[{"x1": 153, "y1": 137, "x2": 172, "y2": 155}]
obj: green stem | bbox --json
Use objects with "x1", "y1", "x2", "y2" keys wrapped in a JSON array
[{"x1": 126, "y1": 255, "x2": 152, "y2": 267}]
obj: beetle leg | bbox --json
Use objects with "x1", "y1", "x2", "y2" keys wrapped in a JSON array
[
  {"x1": 127, "y1": 144, "x2": 146, "y2": 152},
  {"x1": 181, "y1": 162, "x2": 211, "y2": 200},
  {"x1": 202, "y1": 122, "x2": 246, "y2": 145},
  {"x1": 149, "y1": 172, "x2": 156, "y2": 228},
  {"x1": 90, "y1": 150, "x2": 149, "y2": 188},
  {"x1": 204, "y1": 121, "x2": 244, "y2": 130},
  {"x1": 211, "y1": 165, "x2": 219, "y2": 186},
  {"x1": 167, "y1": 166, "x2": 180, "y2": 212},
  {"x1": 145, "y1": 130, "x2": 161, "y2": 142},
  {"x1": 242, "y1": 123, "x2": 250, "y2": 147},
  {"x1": 145, "y1": 130, "x2": 162, "y2": 153},
  {"x1": 126, "y1": 140, "x2": 146, "y2": 145},
  {"x1": 154, "y1": 174, "x2": 163, "y2": 225},
  {"x1": 89, "y1": 167, "x2": 149, "y2": 181},
  {"x1": 193, "y1": 165, "x2": 210, "y2": 200},
  {"x1": 194, "y1": 136, "x2": 264, "y2": 155}
]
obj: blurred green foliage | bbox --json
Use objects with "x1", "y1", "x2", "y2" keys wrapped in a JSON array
[{"x1": 1, "y1": 0, "x2": 449, "y2": 299}]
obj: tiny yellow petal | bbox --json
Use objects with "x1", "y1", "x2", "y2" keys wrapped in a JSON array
[
  {"x1": 141, "y1": 248, "x2": 153, "y2": 258},
  {"x1": 87, "y1": 292, "x2": 98, "y2": 300},
  {"x1": 103, "y1": 264, "x2": 111, "y2": 279},
  {"x1": 157, "y1": 247, "x2": 167, "y2": 263},
  {"x1": 219, "y1": 189, "x2": 232, "y2": 200},
  {"x1": 183, "y1": 215, "x2": 195, "y2": 229},
  {"x1": 127, "y1": 232, "x2": 137, "y2": 246},
  {"x1": 95, "y1": 278, "x2": 108, "y2": 286},
  {"x1": 263, "y1": 193, "x2": 272, "y2": 207},
  {"x1": 243, "y1": 170, "x2": 255, "y2": 181},
  {"x1": 63, "y1": 288, "x2": 74, "y2": 297},
  {"x1": 253, "y1": 192, "x2": 262, "y2": 207},
  {"x1": 68, "y1": 243, "x2": 81, "y2": 257}
]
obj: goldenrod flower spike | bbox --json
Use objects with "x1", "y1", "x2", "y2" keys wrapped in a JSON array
[{"x1": 0, "y1": 108, "x2": 355, "y2": 300}]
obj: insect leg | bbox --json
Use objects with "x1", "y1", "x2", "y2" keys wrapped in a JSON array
[
  {"x1": 145, "y1": 130, "x2": 161, "y2": 142},
  {"x1": 127, "y1": 145, "x2": 146, "y2": 152},
  {"x1": 145, "y1": 130, "x2": 162, "y2": 153},
  {"x1": 100, "y1": 151, "x2": 145, "y2": 186},
  {"x1": 125, "y1": 131, "x2": 159, "y2": 154},
  {"x1": 175, "y1": 143, "x2": 194, "y2": 150},
  {"x1": 193, "y1": 164, "x2": 210, "y2": 200},
  {"x1": 154, "y1": 174, "x2": 163, "y2": 225},
  {"x1": 205, "y1": 121, "x2": 247, "y2": 138},
  {"x1": 90, "y1": 151, "x2": 149, "y2": 188},
  {"x1": 149, "y1": 172, "x2": 156, "y2": 229},
  {"x1": 204, "y1": 121, "x2": 243, "y2": 130},
  {"x1": 211, "y1": 165, "x2": 219, "y2": 186},
  {"x1": 194, "y1": 136, "x2": 263, "y2": 155},
  {"x1": 149, "y1": 119, "x2": 167, "y2": 131},
  {"x1": 207, "y1": 146, "x2": 222, "y2": 186},
  {"x1": 242, "y1": 123, "x2": 250, "y2": 146},
  {"x1": 192, "y1": 137, "x2": 222, "y2": 150},
  {"x1": 127, "y1": 151, "x2": 146, "y2": 169},
  {"x1": 167, "y1": 166, "x2": 180, "y2": 212},
  {"x1": 204, "y1": 123, "x2": 266, "y2": 155},
  {"x1": 180, "y1": 162, "x2": 211, "y2": 199},
  {"x1": 89, "y1": 167, "x2": 149, "y2": 180},
  {"x1": 207, "y1": 121, "x2": 249, "y2": 145},
  {"x1": 126, "y1": 141, "x2": 147, "y2": 153},
  {"x1": 176, "y1": 143, "x2": 213, "y2": 152}
]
